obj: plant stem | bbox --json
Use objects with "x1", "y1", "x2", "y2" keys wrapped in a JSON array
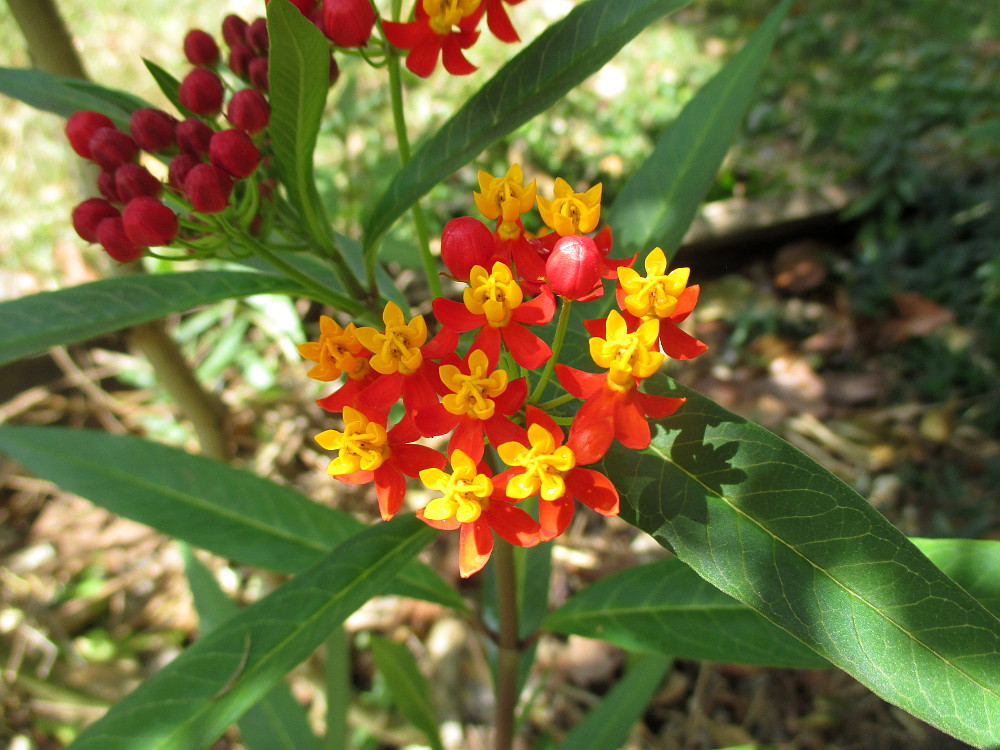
[
  {"x1": 493, "y1": 538, "x2": 520, "y2": 750},
  {"x1": 6, "y1": 0, "x2": 86, "y2": 78},
  {"x1": 528, "y1": 297, "x2": 572, "y2": 404},
  {"x1": 385, "y1": 38, "x2": 444, "y2": 301}
]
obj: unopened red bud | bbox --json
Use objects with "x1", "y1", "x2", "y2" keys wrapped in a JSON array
[
  {"x1": 246, "y1": 18, "x2": 269, "y2": 54},
  {"x1": 222, "y1": 14, "x2": 248, "y2": 46},
  {"x1": 209, "y1": 129, "x2": 260, "y2": 178},
  {"x1": 88, "y1": 127, "x2": 138, "y2": 171},
  {"x1": 66, "y1": 110, "x2": 115, "y2": 159},
  {"x1": 97, "y1": 216, "x2": 144, "y2": 262},
  {"x1": 324, "y1": 0, "x2": 376, "y2": 48},
  {"x1": 72, "y1": 198, "x2": 120, "y2": 243},
  {"x1": 441, "y1": 217, "x2": 497, "y2": 281},
  {"x1": 122, "y1": 197, "x2": 178, "y2": 247},
  {"x1": 329, "y1": 54, "x2": 340, "y2": 85},
  {"x1": 129, "y1": 108, "x2": 178, "y2": 152},
  {"x1": 168, "y1": 153, "x2": 201, "y2": 190},
  {"x1": 114, "y1": 163, "x2": 162, "y2": 201},
  {"x1": 228, "y1": 43, "x2": 254, "y2": 78},
  {"x1": 175, "y1": 118, "x2": 214, "y2": 157},
  {"x1": 179, "y1": 68, "x2": 224, "y2": 115},
  {"x1": 545, "y1": 234, "x2": 603, "y2": 301},
  {"x1": 97, "y1": 170, "x2": 120, "y2": 202},
  {"x1": 227, "y1": 88, "x2": 270, "y2": 134},
  {"x1": 184, "y1": 163, "x2": 234, "y2": 213},
  {"x1": 248, "y1": 57, "x2": 269, "y2": 91},
  {"x1": 266, "y1": 0, "x2": 317, "y2": 14},
  {"x1": 184, "y1": 29, "x2": 220, "y2": 66}
]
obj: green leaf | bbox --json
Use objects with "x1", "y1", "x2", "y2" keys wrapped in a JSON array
[
  {"x1": 0, "y1": 426, "x2": 465, "y2": 611},
  {"x1": 914, "y1": 538, "x2": 1000, "y2": 620},
  {"x1": 609, "y1": 376, "x2": 1000, "y2": 748},
  {"x1": 66, "y1": 517, "x2": 435, "y2": 750},
  {"x1": 361, "y1": 0, "x2": 693, "y2": 251},
  {"x1": 605, "y1": 0, "x2": 790, "y2": 259},
  {"x1": 266, "y1": 0, "x2": 335, "y2": 248},
  {"x1": 182, "y1": 546, "x2": 323, "y2": 750},
  {"x1": 0, "y1": 270, "x2": 304, "y2": 367},
  {"x1": 369, "y1": 635, "x2": 444, "y2": 750},
  {"x1": 0, "y1": 66, "x2": 149, "y2": 128},
  {"x1": 545, "y1": 556, "x2": 829, "y2": 668},
  {"x1": 142, "y1": 59, "x2": 191, "y2": 119},
  {"x1": 554, "y1": 655, "x2": 671, "y2": 750}
]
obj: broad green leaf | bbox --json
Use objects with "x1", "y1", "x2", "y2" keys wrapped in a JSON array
[
  {"x1": 545, "y1": 556, "x2": 829, "y2": 668},
  {"x1": 914, "y1": 538, "x2": 1000, "y2": 619},
  {"x1": 605, "y1": 0, "x2": 791, "y2": 259},
  {"x1": 361, "y1": 0, "x2": 693, "y2": 251},
  {"x1": 369, "y1": 635, "x2": 444, "y2": 750},
  {"x1": 142, "y1": 59, "x2": 191, "y2": 119},
  {"x1": 609, "y1": 376, "x2": 1000, "y2": 748},
  {"x1": 182, "y1": 546, "x2": 323, "y2": 750},
  {"x1": 0, "y1": 426, "x2": 466, "y2": 611},
  {"x1": 67, "y1": 517, "x2": 435, "y2": 750},
  {"x1": 554, "y1": 655, "x2": 671, "y2": 750},
  {"x1": 266, "y1": 0, "x2": 335, "y2": 248},
  {"x1": 0, "y1": 66, "x2": 148, "y2": 128},
  {"x1": 545, "y1": 540, "x2": 1000, "y2": 669},
  {"x1": 0, "y1": 270, "x2": 303, "y2": 367}
]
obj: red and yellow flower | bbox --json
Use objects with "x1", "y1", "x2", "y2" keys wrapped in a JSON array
[
  {"x1": 383, "y1": 0, "x2": 485, "y2": 78},
  {"x1": 497, "y1": 407, "x2": 619, "y2": 541},
  {"x1": 474, "y1": 164, "x2": 537, "y2": 241},
  {"x1": 433, "y1": 261, "x2": 555, "y2": 369},
  {"x1": 557, "y1": 310, "x2": 685, "y2": 463},
  {"x1": 536, "y1": 178, "x2": 602, "y2": 237},
  {"x1": 315, "y1": 406, "x2": 445, "y2": 520},
  {"x1": 617, "y1": 247, "x2": 707, "y2": 360},
  {"x1": 297, "y1": 315, "x2": 370, "y2": 382},
  {"x1": 417, "y1": 449, "x2": 539, "y2": 577}
]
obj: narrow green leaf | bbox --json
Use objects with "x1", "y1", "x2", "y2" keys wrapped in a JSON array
[
  {"x1": 605, "y1": 0, "x2": 791, "y2": 259},
  {"x1": 67, "y1": 517, "x2": 435, "y2": 750},
  {"x1": 609, "y1": 376, "x2": 1000, "y2": 748},
  {"x1": 182, "y1": 546, "x2": 323, "y2": 750},
  {"x1": 554, "y1": 654, "x2": 671, "y2": 750},
  {"x1": 369, "y1": 635, "x2": 444, "y2": 750},
  {"x1": 142, "y1": 59, "x2": 191, "y2": 119},
  {"x1": 0, "y1": 66, "x2": 148, "y2": 127},
  {"x1": 0, "y1": 270, "x2": 303, "y2": 367},
  {"x1": 361, "y1": 0, "x2": 693, "y2": 251},
  {"x1": 266, "y1": 0, "x2": 335, "y2": 247},
  {"x1": 0, "y1": 426, "x2": 466, "y2": 611},
  {"x1": 545, "y1": 556, "x2": 829, "y2": 668}
]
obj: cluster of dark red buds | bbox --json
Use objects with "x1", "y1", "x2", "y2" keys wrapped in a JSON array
[
  {"x1": 265, "y1": 0, "x2": 376, "y2": 50},
  {"x1": 66, "y1": 17, "x2": 279, "y2": 262}
]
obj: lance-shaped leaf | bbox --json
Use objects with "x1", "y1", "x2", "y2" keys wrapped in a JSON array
[
  {"x1": 0, "y1": 66, "x2": 148, "y2": 128},
  {"x1": 361, "y1": 0, "x2": 693, "y2": 252},
  {"x1": 607, "y1": 376, "x2": 1000, "y2": 748},
  {"x1": 182, "y1": 546, "x2": 323, "y2": 750},
  {"x1": 545, "y1": 556, "x2": 829, "y2": 668},
  {"x1": 545, "y1": 539, "x2": 1000, "y2": 668},
  {"x1": 0, "y1": 426, "x2": 465, "y2": 611},
  {"x1": 266, "y1": 0, "x2": 335, "y2": 248},
  {"x1": 0, "y1": 271, "x2": 304, "y2": 367},
  {"x1": 554, "y1": 654, "x2": 671, "y2": 750},
  {"x1": 605, "y1": 0, "x2": 791, "y2": 259},
  {"x1": 370, "y1": 635, "x2": 444, "y2": 750},
  {"x1": 66, "y1": 517, "x2": 436, "y2": 750},
  {"x1": 142, "y1": 59, "x2": 192, "y2": 119}
]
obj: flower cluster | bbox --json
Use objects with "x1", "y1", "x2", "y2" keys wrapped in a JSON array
[
  {"x1": 303, "y1": 165, "x2": 707, "y2": 576},
  {"x1": 383, "y1": 0, "x2": 527, "y2": 77}
]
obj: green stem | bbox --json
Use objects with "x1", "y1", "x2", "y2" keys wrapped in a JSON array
[
  {"x1": 528, "y1": 297, "x2": 572, "y2": 404},
  {"x1": 385, "y1": 35, "x2": 443, "y2": 300},
  {"x1": 534, "y1": 392, "x2": 576, "y2": 412},
  {"x1": 493, "y1": 538, "x2": 520, "y2": 750}
]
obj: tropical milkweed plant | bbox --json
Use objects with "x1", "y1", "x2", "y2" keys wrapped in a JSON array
[{"x1": 1, "y1": 0, "x2": 998, "y2": 748}]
